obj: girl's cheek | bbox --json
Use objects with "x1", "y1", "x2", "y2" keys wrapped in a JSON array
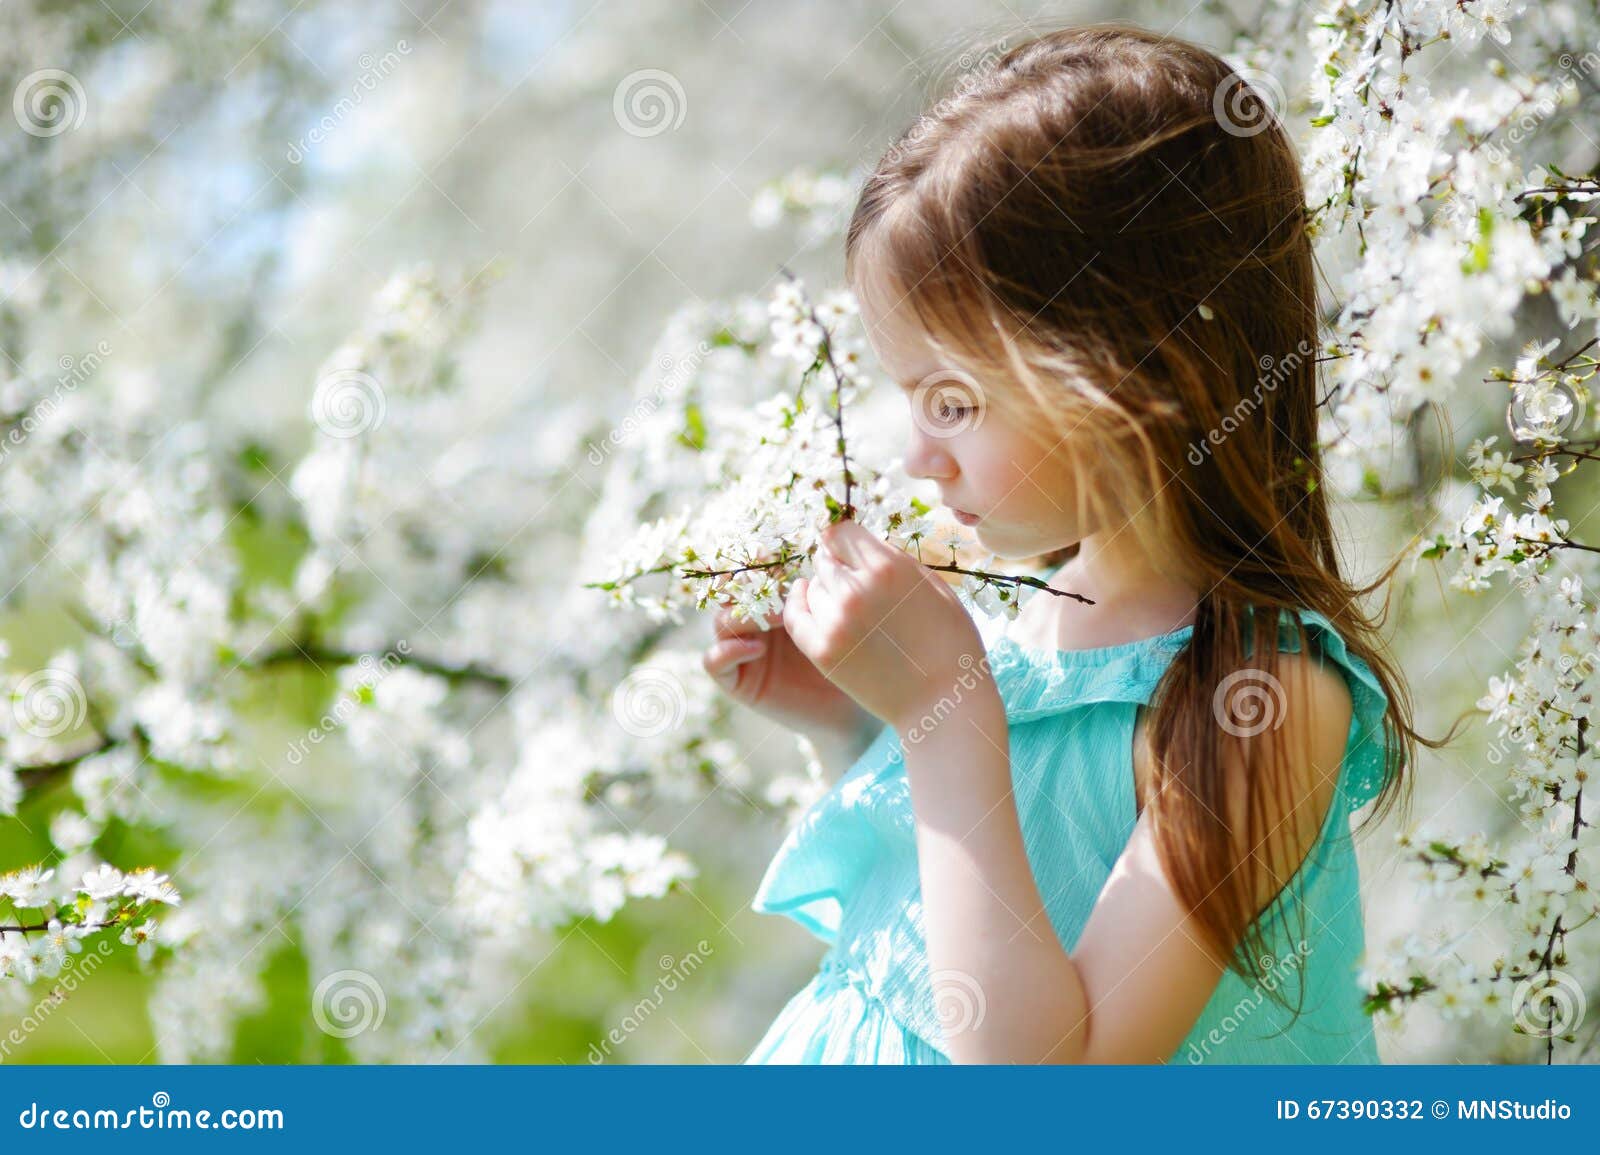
[
  {"x1": 959, "y1": 451, "x2": 1007, "y2": 499},
  {"x1": 990, "y1": 447, "x2": 1048, "y2": 499},
  {"x1": 1006, "y1": 456, "x2": 1075, "y2": 526}
]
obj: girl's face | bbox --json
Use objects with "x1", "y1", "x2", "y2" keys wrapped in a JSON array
[{"x1": 854, "y1": 263, "x2": 1097, "y2": 560}]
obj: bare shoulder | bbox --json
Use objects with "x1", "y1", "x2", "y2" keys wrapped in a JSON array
[
  {"x1": 1245, "y1": 648, "x2": 1355, "y2": 784},
  {"x1": 1267, "y1": 647, "x2": 1356, "y2": 747},
  {"x1": 1223, "y1": 648, "x2": 1354, "y2": 914},
  {"x1": 1133, "y1": 648, "x2": 1354, "y2": 909}
]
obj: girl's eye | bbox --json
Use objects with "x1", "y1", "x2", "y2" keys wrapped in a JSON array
[{"x1": 906, "y1": 378, "x2": 982, "y2": 433}]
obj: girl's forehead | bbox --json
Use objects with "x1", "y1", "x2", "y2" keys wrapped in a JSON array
[{"x1": 852, "y1": 262, "x2": 947, "y2": 385}]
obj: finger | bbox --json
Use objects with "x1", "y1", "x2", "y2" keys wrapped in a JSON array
[
  {"x1": 783, "y1": 577, "x2": 826, "y2": 658},
  {"x1": 829, "y1": 519, "x2": 906, "y2": 576},
  {"x1": 812, "y1": 544, "x2": 856, "y2": 593},
  {"x1": 820, "y1": 520, "x2": 865, "y2": 568},
  {"x1": 801, "y1": 563, "x2": 842, "y2": 627},
  {"x1": 702, "y1": 637, "x2": 764, "y2": 689},
  {"x1": 703, "y1": 636, "x2": 764, "y2": 675}
]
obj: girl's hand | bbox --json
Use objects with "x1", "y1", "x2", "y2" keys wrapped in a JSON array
[
  {"x1": 783, "y1": 519, "x2": 998, "y2": 733},
  {"x1": 702, "y1": 602, "x2": 879, "y2": 767}
]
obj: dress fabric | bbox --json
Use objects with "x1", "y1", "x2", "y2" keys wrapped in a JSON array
[{"x1": 744, "y1": 604, "x2": 1392, "y2": 1065}]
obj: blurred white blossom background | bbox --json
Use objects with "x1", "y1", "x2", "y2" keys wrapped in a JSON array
[{"x1": 1, "y1": 0, "x2": 1598, "y2": 1064}]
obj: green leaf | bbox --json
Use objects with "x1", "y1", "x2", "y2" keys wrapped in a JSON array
[
  {"x1": 677, "y1": 403, "x2": 707, "y2": 451},
  {"x1": 1462, "y1": 207, "x2": 1494, "y2": 274},
  {"x1": 237, "y1": 441, "x2": 275, "y2": 473}
]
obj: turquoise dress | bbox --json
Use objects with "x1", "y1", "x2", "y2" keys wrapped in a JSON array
[{"x1": 744, "y1": 604, "x2": 1392, "y2": 1064}]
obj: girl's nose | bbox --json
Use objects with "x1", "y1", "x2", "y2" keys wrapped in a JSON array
[{"x1": 903, "y1": 428, "x2": 959, "y2": 482}]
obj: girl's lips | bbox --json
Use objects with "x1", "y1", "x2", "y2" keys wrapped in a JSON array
[{"x1": 951, "y1": 508, "x2": 981, "y2": 527}]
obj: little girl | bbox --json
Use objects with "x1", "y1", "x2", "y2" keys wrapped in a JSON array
[{"x1": 703, "y1": 22, "x2": 1439, "y2": 1064}]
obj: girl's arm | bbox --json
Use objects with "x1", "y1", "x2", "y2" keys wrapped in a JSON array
[
  {"x1": 899, "y1": 649, "x2": 1352, "y2": 1064},
  {"x1": 781, "y1": 520, "x2": 1354, "y2": 1064}
]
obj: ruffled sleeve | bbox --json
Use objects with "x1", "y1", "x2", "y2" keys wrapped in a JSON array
[
  {"x1": 1273, "y1": 608, "x2": 1395, "y2": 816},
  {"x1": 989, "y1": 606, "x2": 1395, "y2": 816},
  {"x1": 748, "y1": 721, "x2": 902, "y2": 945}
]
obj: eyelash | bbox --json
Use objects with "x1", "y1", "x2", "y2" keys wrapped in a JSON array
[{"x1": 901, "y1": 389, "x2": 979, "y2": 425}]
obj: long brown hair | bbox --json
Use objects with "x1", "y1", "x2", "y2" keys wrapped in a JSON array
[{"x1": 845, "y1": 22, "x2": 1462, "y2": 1015}]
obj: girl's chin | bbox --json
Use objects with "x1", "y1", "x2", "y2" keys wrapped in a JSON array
[
  {"x1": 973, "y1": 526, "x2": 1080, "y2": 563},
  {"x1": 971, "y1": 528, "x2": 1044, "y2": 561}
]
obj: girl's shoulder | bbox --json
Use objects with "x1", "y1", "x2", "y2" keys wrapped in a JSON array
[
  {"x1": 1266, "y1": 606, "x2": 1395, "y2": 815},
  {"x1": 986, "y1": 601, "x2": 1393, "y2": 815}
]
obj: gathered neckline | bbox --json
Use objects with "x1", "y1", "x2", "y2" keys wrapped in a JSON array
[{"x1": 991, "y1": 622, "x2": 1196, "y2": 666}]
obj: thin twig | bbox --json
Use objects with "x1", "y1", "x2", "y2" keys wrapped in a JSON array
[
  {"x1": 922, "y1": 563, "x2": 1096, "y2": 605},
  {"x1": 250, "y1": 644, "x2": 513, "y2": 692}
]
